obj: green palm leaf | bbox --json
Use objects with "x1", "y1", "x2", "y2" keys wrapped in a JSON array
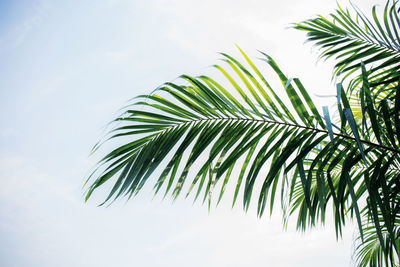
[
  {"x1": 294, "y1": 0, "x2": 400, "y2": 91},
  {"x1": 86, "y1": 45, "x2": 400, "y2": 266},
  {"x1": 86, "y1": 50, "x2": 335, "y2": 208}
]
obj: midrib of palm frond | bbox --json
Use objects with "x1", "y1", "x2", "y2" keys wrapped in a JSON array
[
  {"x1": 138, "y1": 115, "x2": 400, "y2": 155},
  {"x1": 312, "y1": 22, "x2": 399, "y2": 54},
  {"x1": 297, "y1": 21, "x2": 400, "y2": 68}
]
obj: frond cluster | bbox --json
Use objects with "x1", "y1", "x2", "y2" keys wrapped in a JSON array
[{"x1": 86, "y1": 1, "x2": 400, "y2": 266}]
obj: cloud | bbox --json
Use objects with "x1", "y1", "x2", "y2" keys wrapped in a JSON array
[{"x1": 145, "y1": 207, "x2": 355, "y2": 267}]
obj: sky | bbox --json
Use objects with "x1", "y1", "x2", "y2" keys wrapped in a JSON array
[{"x1": 0, "y1": 0, "x2": 382, "y2": 266}]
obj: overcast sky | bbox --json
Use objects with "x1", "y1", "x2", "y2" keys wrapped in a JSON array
[{"x1": 0, "y1": 0, "x2": 382, "y2": 266}]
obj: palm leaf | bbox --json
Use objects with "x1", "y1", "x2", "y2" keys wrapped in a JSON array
[
  {"x1": 294, "y1": 0, "x2": 400, "y2": 91},
  {"x1": 86, "y1": 47, "x2": 400, "y2": 266}
]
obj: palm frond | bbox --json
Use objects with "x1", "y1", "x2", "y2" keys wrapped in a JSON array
[
  {"x1": 86, "y1": 49, "x2": 335, "y2": 212},
  {"x1": 86, "y1": 47, "x2": 397, "y2": 222},
  {"x1": 354, "y1": 210, "x2": 400, "y2": 267},
  {"x1": 294, "y1": 0, "x2": 400, "y2": 90},
  {"x1": 86, "y1": 46, "x2": 400, "y2": 266}
]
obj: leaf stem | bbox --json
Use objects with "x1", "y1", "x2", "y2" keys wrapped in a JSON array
[{"x1": 179, "y1": 116, "x2": 400, "y2": 155}]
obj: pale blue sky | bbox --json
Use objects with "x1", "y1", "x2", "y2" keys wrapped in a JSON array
[{"x1": 0, "y1": 0, "x2": 380, "y2": 266}]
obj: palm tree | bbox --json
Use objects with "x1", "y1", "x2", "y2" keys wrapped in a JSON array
[{"x1": 85, "y1": 1, "x2": 400, "y2": 266}]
